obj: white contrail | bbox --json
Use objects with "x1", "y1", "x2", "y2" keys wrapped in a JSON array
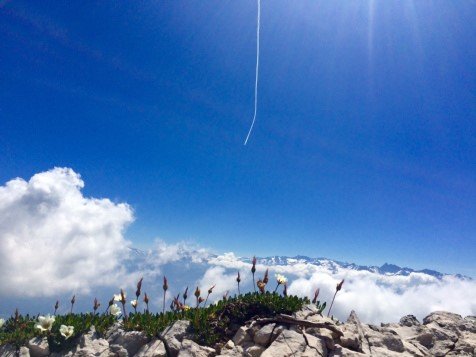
[{"x1": 244, "y1": 0, "x2": 261, "y2": 145}]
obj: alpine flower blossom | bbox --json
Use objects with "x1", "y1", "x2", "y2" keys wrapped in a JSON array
[
  {"x1": 275, "y1": 274, "x2": 287, "y2": 285},
  {"x1": 113, "y1": 293, "x2": 124, "y2": 302},
  {"x1": 130, "y1": 300, "x2": 138, "y2": 308},
  {"x1": 109, "y1": 304, "x2": 121, "y2": 316},
  {"x1": 59, "y1": 325, "x2": 74, "y2": 339},
  {"x1": 35, "y1": 315, "x2": 55, "y2": 331}
]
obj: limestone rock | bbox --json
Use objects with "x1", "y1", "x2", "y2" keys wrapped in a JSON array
[
  {"x1": 261, "y1": 329, "x2": 307, "y2": 357},
  {"x1": 73, "y1": 326, "x2": 110, "y2": 357},
  {"x1": 400, "y1": 315, "x2": 420, "y2": 327},
  {"x1": 109, "y1": 343, "x2": 129, "y2": 356},
  {"x1": 303, "y1": 332, "x2": 327, "y2": 356},
  {"x1": 134, "y1": 338, "x2": 167, "y2": 357},
  {"x1": 162, "y1": 320, "x2": 193, "y2": 356},
  {"x1": 109, "y1": 330, "x2": 149, "y2": 356},
  {"x1": 253, "y1": 323, "x2": 284, "y2": 346},
  {"x1": 27, "y1": 337, "x2": 49, "y2": 357},
  {"x1": 178, "y1": 339, "x2": 216, "y2": 357},
  {"x1": 0, "y1": 345, "x2": 30, "y2": 357},
  {"x1": 339, "y1": 311, "x2": 370, "y2": 354},
  {"x1": 330, "y1": 344, "x2": 367, "y2": 356},
  {"x1": 245, "y1": 345, "x2": 266, "y2": 357},
  {"x1": 216, "y1": 344, "x2": 244, "y2": 356},
  {"x1": 233, "y1": 326, "x2": 252, "y2": 346},
  {"x1": 422, "y1": 311, "x2": 463, "y2": 327}
]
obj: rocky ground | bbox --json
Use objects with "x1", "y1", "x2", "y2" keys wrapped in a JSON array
[{"x1": 1, "y1": 306, "x2": 475, "y2": 356}]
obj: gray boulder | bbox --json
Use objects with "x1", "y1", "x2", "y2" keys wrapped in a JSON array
[
  {"x1": 0, "y1": 345, "x2": 30, "y2": 357},
  {"x1": 261, "y1": 329, "x2": 307, "y2": 357},
  {"x1": 162, "y1": 320, "x2": 193, "y2": 357},
  {"x1": 232, "y1": 326, "x2": 253, "y2": 346},
  {"x1": 134, "y1": 338, "x2": 167, "y2": 357},
  {"x1": 399, "y1": 315, "x2": 420, "y2": 327},
  {"x1": 253, "y1": 323, "x2": 284, "y2": 347},
  {"x1": 339, "y1": 311, "x2": 370, "y2": 354},
  {"x1": 109, "y1": 330, "x2": 149, "y2": 356},
  {"x1": 72, "y1": 326, "x2": 110, "y2": 357},
  {"x1": 178, "y1": 339, "x2": 216, "y2": 357},
  {"x1": 330, "y1": 344, "x2": 367, "y2": 356},
  {"x1": 27, "y1": 337, "x2": 49, "y2": 357}
]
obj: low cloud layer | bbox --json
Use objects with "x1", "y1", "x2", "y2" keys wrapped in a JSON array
[
  {"x1": 0, "y1": 168, "x2": 133, "y2": 297},
  {"x1": 209, "y1": 254, "x2": 476, "y2": 323},
  {"x1": 1, "y1": 168, "x2": 475, "y2": 324}
]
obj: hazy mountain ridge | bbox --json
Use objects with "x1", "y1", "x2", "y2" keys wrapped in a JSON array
[{"x1": 128, "y1": 248, "x2": 471, "y2": 281}]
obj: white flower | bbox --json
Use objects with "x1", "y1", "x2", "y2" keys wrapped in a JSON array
[
  {"x1": 35, "y1": 315, "x2": 55, "y2": 331},
  {"x1": 276, "y1": 274, "x2": 287, "y2": 285},
  {"x1": 113, "y1": 293, "x2": 125, "y2": 301},
  {"x1": 59, "y1": 325, "x2": 74, "y2": 339},
  {"x1": 0, "y1": 318, "x2": 5, "y2": 329},
  {"x1": 130, "y1": 300, "x2": 138, "y2": 308},
  {"x1": 109, "y1": 304, "x2": 121, "y2": 316}
]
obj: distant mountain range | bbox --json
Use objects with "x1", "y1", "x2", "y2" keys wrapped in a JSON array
[
  {"x1": 127, "y1": 248, "x2": 471, "y2": 281},
  {"x1": 244, "y1": 256, "x2": 472, "y2": 280}
]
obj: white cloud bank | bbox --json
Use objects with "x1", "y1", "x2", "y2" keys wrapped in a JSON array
[
  {"x1": 209, "y1": 254, "x2": 476, "y2": 324},
  {"x1": 0, "y1": 168, "x2": 133, "y2": 297}
]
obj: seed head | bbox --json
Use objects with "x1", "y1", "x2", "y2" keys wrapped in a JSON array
[
  {"x1": 223, "y1": 290, "x2": 229, "y2": 300},
  {"x1": 312, "y1": 288, "x2": 320, "y2": 304},
  {"x1": 194, "y1": 286, "x2": 200, "y2": 298},
  {"x1": 198, "y1": 297, "x2": 204, "y2": 304},
  {"x1": 257, "y1": 279, "x2": 266, "y2": 294},
  {"x1": 183, "y1": 286, "x2": 189, "y2": 301},
  {"x1": 108, "y1": 297, "x2": 115, "y2": 307},
  {"x1": 120, "y1": 289, "x2": 126, "y2": 304},
  {"x1": 263, "y1": 269, "x2": 269, "y2": 284},
  {"x1": 143, "y1": 293, "x2": 149, "y2": 305},
  {"x1": 208, "y1": 285, "x2": 216, "y2": 295},
  {"x1": 236, "y1": 271, "x2": 241, "y2": 283},
  {"x1": 251, "y1": 256, "x2": 257, "y2": 274},
  {"x1": 54, "y1": 300, "x2": 59, "y2": 311},
  {"x1": 163, "y1": 276, "x2": 168, "y2": 292},
  {"x1": 70, "y1": 295, "x2": 76, "y2": 305},
  {"x1": 283, "y1": 283, "x2": 288, "y2": 297},
  {"x1": 136, "y1": 277, "x2": 143, "y2": 298},
  {"x1": 93, "y1": 298, "x2": 100, "y2": 312},
  {"x1": 336, "y1": 279, "x2": 344, "y2": 292}
]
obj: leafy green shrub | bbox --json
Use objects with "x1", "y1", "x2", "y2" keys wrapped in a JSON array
[{"x1": 123, "y1": 292, "x2": 309, "y2": 346}]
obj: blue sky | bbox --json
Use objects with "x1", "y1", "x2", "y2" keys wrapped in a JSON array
[{"x1": 1, "y1": 1, "x2": 475, "y2": 277}]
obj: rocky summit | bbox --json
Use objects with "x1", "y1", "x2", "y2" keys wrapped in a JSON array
[{"x1": 1, "y1": 307, "x2": 475, "y2": 357}]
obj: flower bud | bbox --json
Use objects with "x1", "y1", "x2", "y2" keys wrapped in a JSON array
[
  {"x1": 208, "y1": 285, "x2": 216, "y2": 295},
  {"x1": 312, "y1": 288, "x2": 320, "y2": 304}
]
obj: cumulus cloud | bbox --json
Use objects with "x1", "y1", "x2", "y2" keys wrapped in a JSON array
[{"x1": 0, "y1": 168, "x2": 134, "y2": 297}]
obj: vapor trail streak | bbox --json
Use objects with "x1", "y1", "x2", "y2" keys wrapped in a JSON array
[{"x1": 244, "y1": 0, "x2": 260, "y2": 145}]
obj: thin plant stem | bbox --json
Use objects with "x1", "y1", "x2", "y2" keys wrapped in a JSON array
[{"x1": 327, "y1": 291, "x2": 338, "y2": 317}]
